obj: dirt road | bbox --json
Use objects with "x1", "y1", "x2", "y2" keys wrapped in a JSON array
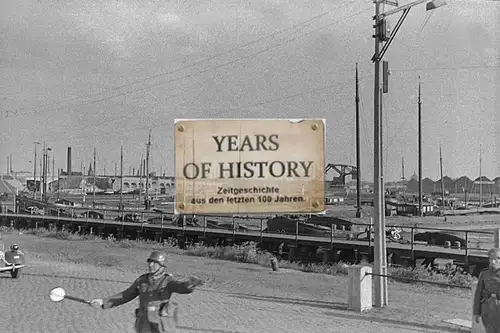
[{"x1": 0, "y1": 256, "x2": 469, "y2": 333}]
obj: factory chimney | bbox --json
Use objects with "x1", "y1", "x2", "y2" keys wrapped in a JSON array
[{"x1": 67, "y1": 147, "x2": 72, "y2": 175}]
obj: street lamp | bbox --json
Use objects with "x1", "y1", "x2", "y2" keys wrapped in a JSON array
[{"x1": 371, "y1": 0, "x2": 447, "y2": 308}]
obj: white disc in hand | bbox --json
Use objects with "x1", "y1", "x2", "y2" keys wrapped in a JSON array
[{"x1": 49, "y1": 287, "x2": 66, "y2": 302}]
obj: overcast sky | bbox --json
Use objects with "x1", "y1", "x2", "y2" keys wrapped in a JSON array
[{"x1": 0, "y1": 0, "x2": 498, "y2": 181}]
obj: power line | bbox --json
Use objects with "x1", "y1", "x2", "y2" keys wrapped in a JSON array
[
  {"x1": 391, "y1": 64, "x2": 500, "y2": 72},
  {"x1": 223, "y1": 75, "x2": 370, "y2": 110},
  {"x1": 3, "y1": 0, "x2": 359, "y2": 117},
  {"x1": 57, "y1": 76, "x2": 215, "y2": 140},
  {"x1": 31, "y1": 60, "x2": 487, "y2": 152},
  {"x1": 3, "y1": 1, "x2": 370, "y2": 119},
  {"x1": 45, "y1": 94, "x2": 201, "y2": 144},
  {"x1": 66, "y1": 59, "x2": 364, "y2": 132},
  {"x1": 37, "y1": 74, "x2": 371, "y2": 144}
]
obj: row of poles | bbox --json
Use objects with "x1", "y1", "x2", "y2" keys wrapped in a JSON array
[
  {"x1": 119, "y1": 130, "x2": 152, "y2": 210},
  {"x1": 22, "y1": 0, "x2": 454, "y2": 310},
  {"x1": 30, "y1": 130, "x2": 153, "y2": 209},
  {"x1": 31, "y1": 141, "x2": 53, "y2": 202}
]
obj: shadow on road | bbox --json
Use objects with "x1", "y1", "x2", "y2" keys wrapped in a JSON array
[
  {"x1": 229, "y1": 293, "x2": 469, "y2": 333},
  {"x1": 327, "y1": 311, "x2": 469, "y2": 333},
  {"x1": 24, "y1": 272, "x2": 131, "y2": 284},
  {"x1": 177, "y1": 326, "x2": 242, "y2": 333},
  {"x1": 20, "y1": 271, "x2": 469, "y2": 333},
  {"x1": 229, "y1": 293, "x2": 347, "y2": 311}
]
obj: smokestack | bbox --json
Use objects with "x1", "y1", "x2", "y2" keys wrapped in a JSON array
[
  {"x1": 10, "y1": 154, "x2": 12, "y2": 173},
  {"x1": 67, "y1": 147, "x2": 72, "y2": 175}
]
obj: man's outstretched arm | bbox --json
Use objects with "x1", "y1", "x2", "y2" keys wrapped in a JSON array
[
  {"x1": 167, "y1": 276, "x2": 204, "y2": 295},
  {"x1": 90, "y1": 277, "x2": 141, "y2": 309}
]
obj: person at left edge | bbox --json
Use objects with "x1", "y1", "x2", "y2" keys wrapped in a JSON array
[{"x1": 89, "y1": 251, "x2": 203, "y2": 333}]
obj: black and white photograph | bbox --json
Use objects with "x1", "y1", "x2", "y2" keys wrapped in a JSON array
[{"x1": 0, "y1": 0, "x2": 498, "y2": 332}]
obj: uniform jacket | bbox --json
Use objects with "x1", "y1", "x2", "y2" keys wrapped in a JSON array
[
  {"x1": 102, "y1": 271, "x2": 195, "y2": 325},
  {"x1": 473, "y1": 267, "x2": 500, "y2": 316}
]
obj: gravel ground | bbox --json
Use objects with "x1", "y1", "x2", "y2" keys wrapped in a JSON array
[{"x1": 0, "y1": 233, "x2": 473, "y2": 333}]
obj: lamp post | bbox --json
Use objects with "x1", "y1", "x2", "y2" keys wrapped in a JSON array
[
  {"x1": 371, "y1": 0, "x2": 446, "y2": 308},
  {"x1": 42, "y1": 144, "x2": 52, "y2": 202}
]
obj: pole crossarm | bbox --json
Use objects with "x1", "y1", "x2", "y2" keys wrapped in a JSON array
[
  {"x1": 372, "y1": 7, "x2": 411, "y2": 62},
  {"x1": 375, "y1": 0, "x2": 428, "y2": 19}
]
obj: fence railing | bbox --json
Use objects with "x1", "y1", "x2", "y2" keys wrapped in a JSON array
[
  {"x1": 365, "y1": 272, "x2": 472, "y2": 289},
  {"x1": 0, "y1": 202, "x2": 497, "y2": 259}
]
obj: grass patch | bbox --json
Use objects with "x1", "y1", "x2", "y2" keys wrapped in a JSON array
[
  {"x1": 388, "y1": 265, "x2": 476, "y2": 288},
  {"x1": 185, "y1": 241, "x2": 274, "y2": 264},
  {"x1": 0, "y1": 226, "x2": 476, "y2": 288}
]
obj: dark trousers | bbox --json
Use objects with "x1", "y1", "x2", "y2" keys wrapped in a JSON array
[
  {"x1": 134, "y1": 312, "x2": 178, "y2": 333},
  {"x1": 482, "y1": 297, "x2": 500, "y2": 333}
]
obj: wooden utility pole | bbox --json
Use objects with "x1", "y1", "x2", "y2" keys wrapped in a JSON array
[
  {"x1": 44, "y1": 145, "x2": 52, "y2": 201},
  {"x1": 33, "y1": 142, "x2": 40, "y2": 199},
  {"x1": 57, "y1": 168, "x2": 60, "y2": 200},
  {"x1": 120, "y1": 144, "x2": 124, "y2": 216},
  {"x1": 93, "y1": 147, "x2": 96, "y2": 206},
  {"x1": 40, "y1": 156, "x2": 42, "y2": 198},
  {"x1": 80, "y1": 160, "x2": 85, "y2": 203},
  {"x1": 418, "y1": 77, "x2": 423, "y2": 216},
  {"x1": 41, "y1": 143, "x2": 45, "y2": 200},
  {"x1": 118, "y1": 144, "x2": 124, "y2": 222},
  {"x1": 42, "y1": 143, "x2": 49, "y2": 201},
  {"x1": 401, "y1": 156, "x2": 406, "y2": 199},
  {"x1": 52, "y1": 155, "x2": 55, "y2": 192},
  {"x1": 139, "y1": 155, "x2": 143, "y2": 196},
  {"x1": 439, "y1": 144, "x2": 445, "y2": 209},
  {"x1": 145, "y1": 130, "x2": 151, "y2": 210},
  {"x1": 355, "y1": 63, "x2": 362, "y2": 218},
  {"x1": 480, "y1": 144, "x2": 483, "y2": 207}
]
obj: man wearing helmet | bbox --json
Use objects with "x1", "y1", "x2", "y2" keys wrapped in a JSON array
[{"x1": 89, "y1": 251, "x2": 204, "y2": 333}]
